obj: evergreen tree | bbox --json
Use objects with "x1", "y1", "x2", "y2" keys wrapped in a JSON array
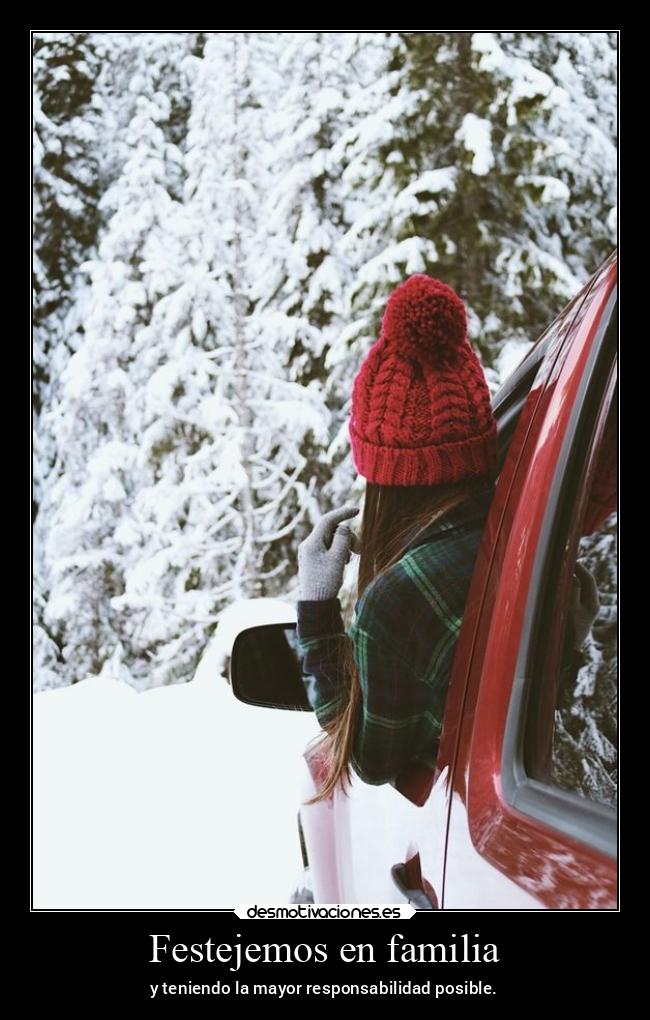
[
  {"x1": 38, "y1": 33, "x2": 330, "y2": 689},
  {"x1": 511, "y1": 31, "x2": 617, "y2": 281},
  {"x1": 332, "y1": 31, "x2": 617, "y2": 373},
  {"x1": 247, "y1": 32, "x2": 358, "y2": 565},
  {"x1": 33, "y1": 31, "x2": 617, "y2": 690},
  {"x1": 33, "y1": 32, "x2": 102, "y2": 488},
  {"x1": 174, "y1": 31, "x2": 332, "y2": 610},
  {"x1": 33, "y1": 32, "x2": 105, "y2": 689},
  {"x1": 322, "y1": 30, "x2": 617, "y2": 528},
  {"x1": 36, "y1": 33, "x2": 199, "y2": 688}
]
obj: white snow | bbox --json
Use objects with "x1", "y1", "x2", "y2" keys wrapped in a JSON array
[
  {"x1": 402, "y1": 167, "x2": 458, "y2": 196},
  {"x1": 33, "y1": 598, "x2": 321, "y2": 908},
  {"x1": 495, "y1": 337, "x2": 535, "y2": 385},
  {"x1": 455, "y1": 114, "x2": 494, "y2": 176}
]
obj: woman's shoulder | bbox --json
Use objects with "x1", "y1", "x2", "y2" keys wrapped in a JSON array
[
  {"x1": 351, "y1": 483, "x2": 494, "y2": 650},
  {"x1": 351, "y1": 543, "x2": 462, "y2": 650},
  {"x1": 406, "y1": 481, "x2": 495, "y2": 551},
  {"x1": 351, "y1": 558, "x2": 425, "y2": 652}
]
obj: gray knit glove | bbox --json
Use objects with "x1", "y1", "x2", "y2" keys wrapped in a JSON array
[
  {"x1": 570, "y1": 560, "x2": 600, "y2": 650},
  {"x1": 298, "y1": 505, "x2": 360, "y2": 601}
]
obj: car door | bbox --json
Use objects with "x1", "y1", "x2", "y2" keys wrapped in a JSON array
[
  {"x1": 299, "y1": 720, "x2": 449, "y2": 905},
  {"x1": 442, "y1": 252, "x2": 617, "y2": 908}
]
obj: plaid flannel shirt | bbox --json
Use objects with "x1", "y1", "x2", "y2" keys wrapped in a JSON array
[{"x1": 296, "y1": 482, "x2": 496, "y2": 788}]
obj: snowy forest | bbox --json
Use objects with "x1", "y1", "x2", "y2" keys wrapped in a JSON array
[{"x1": 33, "y1": 31, "x2": 618, "y2": 698}]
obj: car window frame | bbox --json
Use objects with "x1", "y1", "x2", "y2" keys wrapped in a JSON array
[{"x1": 500, "y1": 288, "x2": 618, "y2": 859}]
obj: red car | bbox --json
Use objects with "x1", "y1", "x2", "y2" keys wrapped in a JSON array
[{"x1": 231, "y1": 250, "x2": 618, "y2": 909}]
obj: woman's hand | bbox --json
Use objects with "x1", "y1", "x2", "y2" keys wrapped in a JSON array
[
  {"x1": 569, "y1": 560, "x2": 600, "y2": 650},
  {"x1": 298, "y1": 505, "x2": 360, "y2": 601}
]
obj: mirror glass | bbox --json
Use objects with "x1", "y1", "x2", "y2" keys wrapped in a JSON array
[{"x1": 230, "y1": 623, "x2": 312, "y2": 712}]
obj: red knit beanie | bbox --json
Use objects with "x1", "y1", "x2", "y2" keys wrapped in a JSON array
[{"x1": 349, "y1": 274, "x2": 498, "y2": 486}]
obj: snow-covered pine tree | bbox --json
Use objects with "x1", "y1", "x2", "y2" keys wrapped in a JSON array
[
  {"x1": 36, "y1": 33, "x2": 200, "y2": 689},
  {"x1": 92, "y1": 32, "x2": 207, "y2": 203},
  {"x1": 34, "y1": 31, "x2": 617, "y2": 691},
  {"x1": 323, "y1": 30, "x2": 617, "y2": 511},
  {"x1": 38, "y1": 32, "x2": 331, "y2": 689},
  {"x1": 244, "y1": 32, "x2": 359, "y2": 572},
  {"x1": 330, "y1": 31, "x2": 617, "y2": 377},
  {"x1": 284, "y1": 33, "x2": 400, "y2": 596},
  {"x1": 176, "y1": 31, "x2": 331, "y2": 609},
  {"x1": 33, "y1": 32, "x2": 102, "y2": 505},
  {"x1": 554, "y1": 512, "x2": 618, "y2": 807},
  {"x1": 504, "y1": 31, "x2": 617, "y2": 284},
  {"x1": 33, "y1": 32, "x2": 107, "y2": 689}
]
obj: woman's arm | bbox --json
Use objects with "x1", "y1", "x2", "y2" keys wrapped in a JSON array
[
  {"x1": 346, "y1": 572, "x2": 449, "y2": 785},
  {"x1": 295, "y1": 505, "x2": 360, "y2": 726},
  {"x1": 296, "y1": 516, "x2": 484, "y2": 787},
  {"x1": 297, "y1": 571, "x2": 451, "y2": 787},
  {"x1": 296, "y1": 597, "x2": 350, "y2": 727}
]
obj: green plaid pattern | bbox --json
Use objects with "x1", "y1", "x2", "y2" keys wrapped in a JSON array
[{"x1": 296, "y1": 483, "x2": 495, "y2": 787}]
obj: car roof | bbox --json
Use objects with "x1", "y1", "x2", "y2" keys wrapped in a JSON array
[{"x1": 492, "y1": 249, "x2": 618, "y2": 467}]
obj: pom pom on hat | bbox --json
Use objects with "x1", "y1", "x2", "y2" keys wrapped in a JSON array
[{"x1": 381, "y1": 274, "x2": 468, "y2": 369}]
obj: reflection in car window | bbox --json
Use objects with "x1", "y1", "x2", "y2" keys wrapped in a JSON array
[
  {"x1": 524, "y1": 362, "x2": 617, "y2": 814},
  {"x1": 552, "y1": 509, "x2": 617, "y2": 807}
]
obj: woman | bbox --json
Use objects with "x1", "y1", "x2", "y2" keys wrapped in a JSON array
[{"x1": 295, "y1": 274, "x2": 498, "y2": 803}]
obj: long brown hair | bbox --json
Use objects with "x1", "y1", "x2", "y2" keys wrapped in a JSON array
[{"x1": 303, "y1": 475, "x2": 491, "y2": 805}]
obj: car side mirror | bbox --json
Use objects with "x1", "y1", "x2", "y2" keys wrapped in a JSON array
[{"x1": 230, "y1": 622, "x2": 313, "y2": 712}]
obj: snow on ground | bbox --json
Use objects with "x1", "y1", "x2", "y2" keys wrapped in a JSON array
[{"x1": 33, "y1": 599, "x2": 320, "y2": 909}]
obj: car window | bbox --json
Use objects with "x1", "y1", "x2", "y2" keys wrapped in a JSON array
[
  {"x1": 524, "y1": 358, "x2": 618, "y2": 813},
  {"x1": 497, "y1": 287, "x2": 618, "y2": 859},
  {"x1": 550, "y1": 392, "x2": 618, "y2": 808}
]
